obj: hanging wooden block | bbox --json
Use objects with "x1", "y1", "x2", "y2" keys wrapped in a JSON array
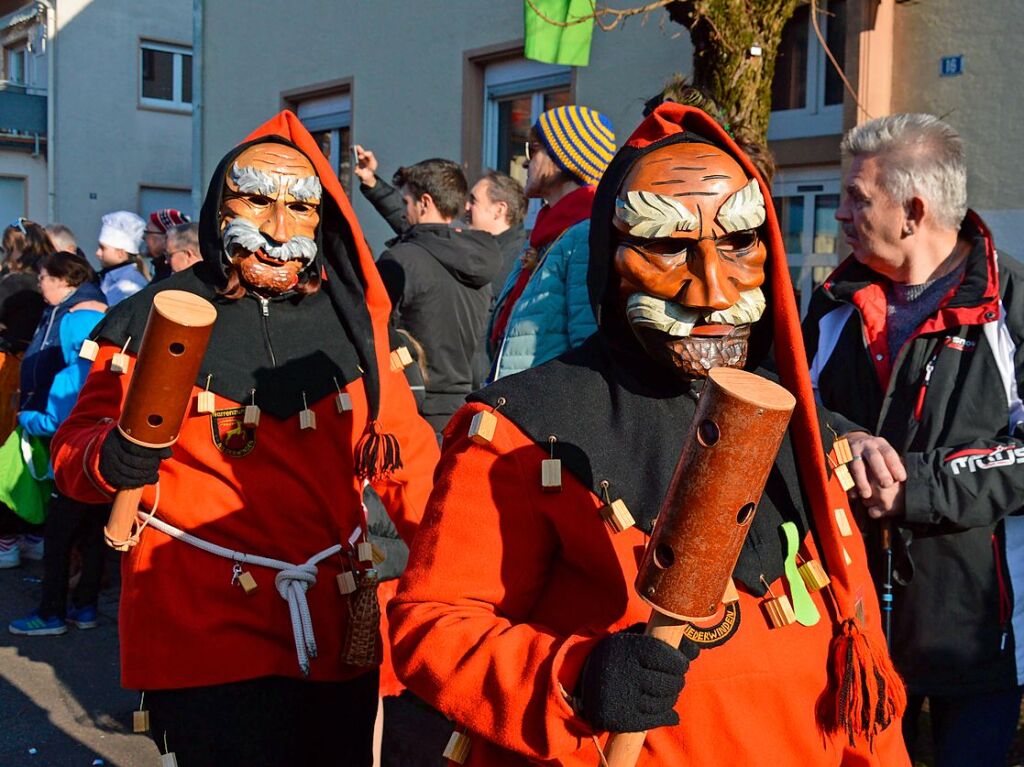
[
  {"x1": 834, "y1": 463, "x2": 855, "y2": 491},
  {"x1": 110, "y1": 352, "x2": 130, "y2": 374},
  {"x1": 243, "y1": 404, "x2": 260, "y2": 427},
  {"x1": 357, "y1": 541, "x2": 374, "y2": 563},
  {"x1": 600, "y1": 498, "x2": 635, "y2": 533},
  {"x1": 442, "y1": 731, "x2": 472, "y2": 765},
  {"x1": 798, "y1": 559, "x2": 831, "y2": 591},
  {"x1": 196, "y1": 391, "x2": 216, "y2": 414},
  {"x1": 468, "y1": 409, "x2": 497, "y2": 445},
  {"x1": 161, "y1": 753, "x2": 179, "y2": 767},
  {"x1": 722, "y1": 578, "x2": 739, "y2": 603},
  {"x1": 237, "y1": 571, "x2": 258, "y2": 594},
  {"x1": 79, "y1": 339, "x2": 100, "y2": 361},
  {"x1": 762, "y1": 594, "x2": 796, "y2": 628},
  {"x1": 842, "y1": 546, "x2": 853, "y2": 566},
  {"x1": 299, "y1": 408, "x2": 317, "y2": 430},
  {"x1": 370, "y1": 543, "x2": 387, "y2": 566},
  {"x1": 834, "y1": 507, "x2": 853, "y2": 537},
  {"x1": 832, "y1": 437, "x2": 853, "y2": 465},
  {"x1": 337, "y1": 571, "x2": 357, "y2": 595},
  {"x1": 335, "y1": 392, "x2": 353, "y2": 413},
  {"x1": 133, "y1": 709, "x2": 150, "y2": 733},
  {"x1": 540, "y1": 458, "x2": 562, "y2": 492},
  {"x1": 390, "y1": 346, "x2": 413, "y2": 372}
]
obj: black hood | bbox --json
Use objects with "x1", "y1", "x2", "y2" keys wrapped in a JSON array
[{"x1": 388, "y1": 224, "x2": 500, "y2": 289}]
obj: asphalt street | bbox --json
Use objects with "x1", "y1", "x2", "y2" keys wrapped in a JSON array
[{"x1": 0, "y1": 554, "x2": 158, "y2": 767}]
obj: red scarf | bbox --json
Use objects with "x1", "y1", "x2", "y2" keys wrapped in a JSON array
[{"x1": 490, "y1": 187, "x2": 596, "y2": 353}]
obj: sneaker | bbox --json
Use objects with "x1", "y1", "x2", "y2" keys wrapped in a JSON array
[
  {"x1": 0, "y1": 547, "x2": 19, "y2": 569},
  {"x1": 9, "y1": 613, "x2": 67, "y2": 636},
  {"x1": 19, "y1": 536, "x2": 44, "y2": 561},
  {"x1": 66, "y1": 604, "x2": 98, "y2": 630}
]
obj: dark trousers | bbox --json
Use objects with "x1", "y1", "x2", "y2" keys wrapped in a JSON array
[
  {"x1": 146, "y1": 672, "x2": 379, "y2": 767},
  {"x1": 903, "y1": 687, "x2": 1024, "y2": 767},
  {"x1": 38, "y1": 491, "x2": 108, "y2": 619},
  {"x1": 0, "y1": 500, "x2": 43, "y2": 535}
]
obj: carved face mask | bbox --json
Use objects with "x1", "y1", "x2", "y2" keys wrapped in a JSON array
[
  {"x1": 219, "y1": 143, "x2": 322, "y2": 294},
  {"x1": 613, "y1": 142, "x2": 768, "y2": 378}
]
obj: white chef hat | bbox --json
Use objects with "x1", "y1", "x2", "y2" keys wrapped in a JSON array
[{"x1": 98, "y1": 211, "x2": 146, "y2": 254}]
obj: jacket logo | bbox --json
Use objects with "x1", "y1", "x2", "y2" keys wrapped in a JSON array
[
  {"x1": 945, "y1": 444, "x2": 1023, "y2": 475},
  {"x1": 680, "y1": 602, "x2": 740, "y2": 648},
  {"x1": 210, "y1": 407, "x2": 256, "y2": 457},
  {"x1": 944, "y1": 336, "x2": 976, "y2": 352}
]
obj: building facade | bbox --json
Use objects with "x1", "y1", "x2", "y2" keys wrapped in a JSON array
[{"x1": 0, "y1": 0, "x2": 192, "y2": 253}]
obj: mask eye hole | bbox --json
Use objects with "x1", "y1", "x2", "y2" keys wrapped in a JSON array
[
  {"x1": 620, "y1": 235, "x2": 690, "y2": 259},
  {"x1": 716, "y1": 230, "x2": 758, "y2": 254}
]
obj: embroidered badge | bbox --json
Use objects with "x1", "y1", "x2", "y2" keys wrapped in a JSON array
[
  {"x1": 210, "y1": 407, "x2": 256, "y2": 457},
  {"x1": 680, "y1": 602, "x2": 741, "y2": 648}
]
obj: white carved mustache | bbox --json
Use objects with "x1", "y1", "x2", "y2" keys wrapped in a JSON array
[
  {"x1": 626, "y1": 288, "x2": 766, "y2": 337},
  {"x1": 222, "y1": 217, "x2": 318, "y2": 264}
]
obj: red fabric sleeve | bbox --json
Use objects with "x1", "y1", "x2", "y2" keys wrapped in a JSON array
[
  {"x1": 51, "y1": 343, "x2": 127, "y2": 504},
  {"x1": 388, "y1": 405, "x2": 599, "y2": 761}
]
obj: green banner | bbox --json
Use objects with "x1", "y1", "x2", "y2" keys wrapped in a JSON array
[{"x1": 524, "y1": 0, "x2": 595, "y2": 67}]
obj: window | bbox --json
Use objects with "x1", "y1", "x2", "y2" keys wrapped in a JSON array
[
  {"x1": 768, "y1": 0, "x2": 847, "y2": 140},
  {"x1": 0, "y1": 177, "x2": 26, "y2": 231},
  {"x1": 293, "y1": 91, "x2": 352, "y2": 193},
  {"x1": 772, "y1": 168, "x2": 841, "y2": 316},
  {"x1": 139, "y1": 186, "x2": 192, "y2": 221},
  {"x1": 4, "y1": 42, "x2": 27, "y2": 85},
  {"x1": 483, "y1": 59, "x2": 571, "y2": 224},
  {"x1": 140, "y1": 41, "x2": 192, "y2": 110}
]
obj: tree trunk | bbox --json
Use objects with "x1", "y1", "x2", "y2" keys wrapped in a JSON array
[{"x1": 667, "y1": 0, "x2": 807, "y2": 144}]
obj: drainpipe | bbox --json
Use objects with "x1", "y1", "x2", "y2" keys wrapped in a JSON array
[
  {"x1": 191, "y1": 0, "x2": 203, "y2": 216},
  {"x1": 38, "y1": 0, "x2": 55, "y2": 222}
]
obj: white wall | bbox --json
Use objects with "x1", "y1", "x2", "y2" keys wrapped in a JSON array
[
  {"x1": 52, "y1": 0, "x2": 192, "y2": 254},
  {"x1": 200, "y1": 0, "x2": 689, "y2": 252}
]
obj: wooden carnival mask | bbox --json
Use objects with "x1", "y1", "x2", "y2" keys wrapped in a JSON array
[
  {"x1": 219, "y1": 143, "x2": 322, "y2": 294},
  {"x1": 613, "y1": 142, "x2": 768, "y2": 378}
]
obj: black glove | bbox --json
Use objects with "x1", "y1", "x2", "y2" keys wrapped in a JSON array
[
  {"x1": 576, "y1": 625, "x2": 699, "y2": 733},
  {"x1": 98, "y1": 429, "x2": 171, "y2": 489}
]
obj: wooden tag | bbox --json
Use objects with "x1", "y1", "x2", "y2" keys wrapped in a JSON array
[
  {"x1": 722, "y1": 578, "x2": 739, "y2": 603},
  {"x1": 842, "y1": 546, "x2": 853, "y2": 566},
  {"x1": 834, "y1": 463, "x2": 855, "y2": 491},
  {"x1": 443, "y1": 731, "x2": 472, "y2": 764},
  {"x1": 133, "y1": 709, "x2": 150, "y2": 733},
  {"x1": 798, "y1": 559, "x2": 831, "y2": 591},
  {"x1": 243, "y1": 404, "x2": 260, "y2": 427},
  {"x1": 110, "y1": 352, "x2": 130, "y2": 374},
  {"x1": 161, "y1": 753, "x2": 179, "y2": 767},
  {"x1": 237, "y1": 571, "x2": 258, "y2": 594},
  {"x1": 600, "y1": 499, "x2": 635, "y2": 533},
  {"x1": 370, "y1": 543, "x2": 387, "y2": 566},
  {"x1": 337, "y1": 571, "x2": 357, "y2": 595},
  {"x1": 390, "y1": 346, "x2": 413, "y2": 372},
  {"x1": 335, "y1": 392, "x2": 352, "y2": 413},
  {"x1": 196, "y1": 391, "x2": 216, "y2": 414},
  {"x1": 540, "y1": 459, "x2": 562, "y2": 493},
  {"x1": 79, "y1": 339, "x2": 99, "y2": 361},
  {"x1": 833, "y1": 437, "x2": 853, "y2": 465},
  {"x1": 762, "y1": 594, "x2": 796, "y2": 628},
  {"x1": 357, "y1": 541, "x2": 374, "y2": 563},
  {"x1": 299, "y1": 408, "x2": 317, "y2": 431},
  {"x1": 468, "y1": 410, "x2": 497, "y2": 445},
  {"x1": 834, "y1": 507, "x2": 853, "y2": 537}
]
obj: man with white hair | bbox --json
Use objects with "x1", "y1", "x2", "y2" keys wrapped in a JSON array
[{"x1": 804, "y1": 113, "x2": 1024, "y2": 766}]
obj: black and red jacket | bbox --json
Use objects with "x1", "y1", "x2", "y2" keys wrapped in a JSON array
[{"x1": 803, "y1": 211, "x2": 1024, "y2": 695}]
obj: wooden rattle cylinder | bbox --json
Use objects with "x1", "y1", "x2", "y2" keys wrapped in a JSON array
[{"x1": 105, "y1": 291, "x2": 217, "y2": 550}]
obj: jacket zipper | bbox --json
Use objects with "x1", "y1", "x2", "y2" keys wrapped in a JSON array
[
  {"x1": 992, "y1": 533, "x2": 1012, "y2": 652},
  {"x1": 258, "y1": 296, "x2": 277, "y2": 367},
  {"x1": 913, "y1": 349, "x2": 940, "y2": 421}
]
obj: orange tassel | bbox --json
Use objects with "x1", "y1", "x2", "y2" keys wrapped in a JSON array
[{"x1": 827, "y1": 619, "x2": 906, "y2": 747}]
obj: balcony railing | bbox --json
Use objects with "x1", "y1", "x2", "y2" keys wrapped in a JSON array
[{"x1": 0, "y1": 83, "x2": 46, "y2": 137}]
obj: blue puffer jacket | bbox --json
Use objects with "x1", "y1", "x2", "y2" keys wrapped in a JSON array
[
  {"x1": 20, "y1": 281, "x2": 107, "y2": 412},
  {"x1": 19, "y1": 308, "x2": 105, "y2": 438},
  {"x1": 488, "y1": 219, "x2": 596, "y2": 380}
]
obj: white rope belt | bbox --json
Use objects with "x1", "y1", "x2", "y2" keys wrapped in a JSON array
[{"x1": 138, "y1": 512, "x2": 341, "y2": 676}]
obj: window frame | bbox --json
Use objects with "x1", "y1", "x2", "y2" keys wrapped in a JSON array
[
  {"x1": 768, "y1": 0, "x2": 845, "y2": 141},
  {"x1": 281, "y1": 77, "x2": 354, "y2": 194},
  {"x1": 139, "y1": 39, "x2": 193, "y2": 113}
]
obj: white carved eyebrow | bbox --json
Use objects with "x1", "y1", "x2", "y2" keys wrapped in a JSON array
[
  {"x1": 716, "y1": 179, "x2": 766, "y2": 233},
  {"x1": 290, "y1": 175, "x2": 322, "y2": 203},
  {"x1": 615, "y1": 191, "x2": 698, "y2": 238},
  {"x1": 230, "y1": 164, "x2": 280, "y2": 196}
]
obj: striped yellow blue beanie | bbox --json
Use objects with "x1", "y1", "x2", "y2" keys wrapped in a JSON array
[{"x1": 535, "y1": 105, "x2": 616, "y2": 187}]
